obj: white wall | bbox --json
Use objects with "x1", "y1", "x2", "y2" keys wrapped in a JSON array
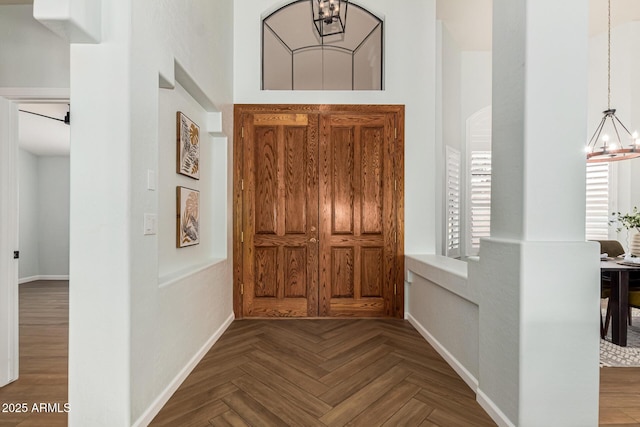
[
  {"x1": 18, "y1": 151, "x2": 70, "y2": 281},
  {"x1": 436, "y1": 24, "x2": 462, "y2": 255},
  {"x1": 461, "y1": 52, "x2": 492, "y2": 124},
  {"x1": 0, "y1": 5, "x2": 69, "y2": 88},
  {"x1": 157, "y1": 83, "x2": 226, "y2": 280},
  {"x1": 436, "y1": 23, "x2": 492, "y2": 257},
  {"x1": 129, "y1": 0, "x2": 234, "y2": 424},
  {"x1": 630, "y1": 23, "x2": 640, "y2": 211},
  {"x1": 18, "y1": 149, "x2": 39, "y2": 279},
  {"x1": 0, "y1": 1, "x2": 69, "y2": 392},
  {"x1": 405, "y1": 255, "x2": 479, "y2": 387},
  {"x1": 38, "y1": 156, "x2": 69, "y2": 276},
  {"x1": 65, "y1": 1, "x2": 132, "y2": 422},
  {"x1": 413, "y1": 2, "x2": 599, "y2": 425},
  {"x1": 630, "y1": 23, "x2": 640, "y2": 245},
  {"x1": 62, "y1": 0, "x2": 234, "y2": 424},
  {"x1": 234, "y1": 0, "x2": 437, "y2": 254},
  {"x1": 0, "y1": 6, "x2": 71, "y2": 282},
  {"x1": 441, "y1": 25, "x2": 462, "y2": 153}
]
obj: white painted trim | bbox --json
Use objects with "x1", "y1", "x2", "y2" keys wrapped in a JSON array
[
  {"x1": 0, "y1": 98, "x2": 20, "y2": 387},
  {"x1": 174, "y1": 60, "x2": 218, "y2": 112},
  {"x1": 406, "y1": 312, "x2": 478, "y2": 392},
  {"x1": 476, "y1": 388, "x2": 516, "y2": 427},
  {"x1": 158, "y1": 258, "x2": 226, "y2": 288},
  {"x1": 405, "y1": 254, "x2": 477, "y2": 303},
  {"x1": 131, "y1": 312, "x2": 235, "y2": 427},
  {"x1": 19, "y1": 275, "x2": 69, "y2": 284},
  {"x1": 33, "y1": 0, "x2": 102, "y2": 44},
  {"x1": 0, "y1": 90, "x2": 70, "y2": 388},
  {"x1": 0, "y1": 88, "x2": 69, "y2": 101}
]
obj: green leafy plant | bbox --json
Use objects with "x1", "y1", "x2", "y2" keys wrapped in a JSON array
[{"x1": 610, "y1": 206, "x2": 640, "y2": 232}]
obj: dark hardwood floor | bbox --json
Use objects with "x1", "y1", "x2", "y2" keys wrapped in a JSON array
[
  {"x1": 1, "y1": 281, "x2": 639, "y2": 426},
  {"x1": 599, "y1": 367, "x2": 640, "y2": 425},
  {"x1": 150, "y1": 319, "x2": 496, "y2": 426},
  {"x1": 0, "y1": 281, "x2": 68, "y2": 427}
]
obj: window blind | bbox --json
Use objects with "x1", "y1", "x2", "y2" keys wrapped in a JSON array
[
  {"x1": 445, "y1": 146, "x2": 461, "y2": 257},
  {"x1": 585, "y1": 162, "x2": 610, "y2": 241},
  {"x1": 470, "y1": 151, "x2": 491, "y2": 250}
]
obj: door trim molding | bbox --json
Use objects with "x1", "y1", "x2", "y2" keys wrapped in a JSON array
[
  {"x1": 233, "y1": 104, "x2": 405, "y2": 318},
  {"x1": 0, "y1": 92, "x2": 70, "y2": 386},
  {"x1": 0, "y1": 97, "x2": 19, "y2": 386}
]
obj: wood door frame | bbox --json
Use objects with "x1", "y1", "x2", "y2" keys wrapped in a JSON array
[{"x1": 233, "y1": 104, "x2": 404, "y2": 318}]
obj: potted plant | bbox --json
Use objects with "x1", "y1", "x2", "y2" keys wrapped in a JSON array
[{"x1": 610, "y1": 206, "x2": 640, "y2": 256}]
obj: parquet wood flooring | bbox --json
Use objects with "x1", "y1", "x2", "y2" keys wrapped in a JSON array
[
  {"x1": 151, "y1": 319, "x2": 496, "y2": 426},
  {"x1": 599, "y1": 367, "x2": 640, "y2": 426},
  {"x1": 0, "y1": 281, "x2": 68, "y2": 427},
  {"x1": 3, "y1": 281, "x2": 640, "y2": 426}
]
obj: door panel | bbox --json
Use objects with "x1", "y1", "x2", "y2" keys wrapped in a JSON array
[
  {"x1": 242, "y1": 113, "x2": 319, "y2": 317},
  {"x1": 236, "y1": 105, "x2": 402, "y2": 318},
  {"x1": 319, "y1": 113, "x2": 396, "y2": 317}
]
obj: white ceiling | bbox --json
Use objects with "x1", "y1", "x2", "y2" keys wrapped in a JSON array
[
  {"x1": 437, "y1": 0, "x2": 493, "y2": 51},
  {"x1": 437, "y1": 0, "x2": 640, "y2": 51},
  {"x1": 19, "y1": 104, "x2": 70, "y2": 156}
]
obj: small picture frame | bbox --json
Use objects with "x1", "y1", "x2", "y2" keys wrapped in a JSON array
[
  {"x1": 177, "y1": 186, "x2": 200, "y2": 248},
  {"x1": 176, "y1": 111, "x2": 200, "y2": 179}
]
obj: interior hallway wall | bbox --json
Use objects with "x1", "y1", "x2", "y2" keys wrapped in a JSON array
[
  {"x1": 18, "y1": 151, "x2": 69, "y2": 282},
  {"x1": 0, "y1": 0, "x2": 70, "y2": 392},
  {"x1": 38, "y1": 0, "x2": 235, "y2": 423},
  {"x1": 0, "y1": 5, "x2": 69, "y2": 88},
  {"x1": 134, "y1": 0, "x2": 235, "y2": 424},
  {"x1": 18, "y1": 149, "x2": 39, "y2": 280},
  {"x1": 37, "y1": 156, "x2": 69, "y2": 277}
]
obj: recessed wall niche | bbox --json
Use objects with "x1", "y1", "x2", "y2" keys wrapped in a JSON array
[{"x1": 262, "y1": 0, "x2": 383, "y2": 90}]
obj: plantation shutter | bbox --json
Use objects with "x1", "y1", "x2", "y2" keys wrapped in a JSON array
[
  {"x1": 470, "y1": 151, "x2": 491, "y2": 251},
  {"x1": 445, "y1": 146, "x2": 461, "y2": 257},
  {"x1": 585, "y1": 162, "x2": 610, "y2": 240}
]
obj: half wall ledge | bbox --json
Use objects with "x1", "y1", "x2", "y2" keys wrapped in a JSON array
[{"x1": 405, "y1": 254, "x2": 477, "y2": 304}]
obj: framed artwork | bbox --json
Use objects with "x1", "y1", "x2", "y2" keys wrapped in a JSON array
[
  {"x1": 177, "y1": 186, "x2": 200, "y2": 248},
  {"x1": 176, "y1": 111, "x2": 200, "y2": 179}
]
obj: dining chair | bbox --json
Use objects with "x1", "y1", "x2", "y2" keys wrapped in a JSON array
[
  {"x1": 596, "y1": 240, "x2": 625, "y2": 338},
  {"x1": 630, "y1": 290, "x2": 640, "y2": 321},
  {"x1": 596, "y1": 240, "x2": 626, "y2": 258}
]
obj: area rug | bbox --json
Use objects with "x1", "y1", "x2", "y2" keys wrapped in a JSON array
[{"x1": 600, "y1": 308, "x2": 640, "y2": 367}]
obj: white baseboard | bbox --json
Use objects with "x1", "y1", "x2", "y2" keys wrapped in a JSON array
[
  {"x1": 406, "y1": 313, "x2": 513, "y2": 427},
  {"x1": 132, "y1": 312, "x2": 235, "y2": 427},
  {"x1": 406, "y1": 313, "x2": 478, "y2": 392},
  {"x1": 19, "y1": 275, "x2": 69, "y2": 284},
  {"x1": 476, "y1": 388, "x2": 516, "y2": 427}
]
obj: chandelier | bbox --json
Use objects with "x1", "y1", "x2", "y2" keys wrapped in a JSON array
[
  {"x1": 311, "y1": 0, "x2": 348, "y2": 37},
  {"x1": 586, "y1": 0, "x2": 640, "y2": 162}
]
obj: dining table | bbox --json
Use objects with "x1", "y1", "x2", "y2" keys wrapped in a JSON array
[{"x1": 601, "y1": 258, "x2": 640, "y2": 347}]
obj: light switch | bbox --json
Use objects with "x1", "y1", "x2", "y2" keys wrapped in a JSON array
[
  {"x1": 147, "y1": 169, "x2": 156, "y2": 191},
  {"x1": 144, "y1": 213, "x2": 157, "y2": 235}
]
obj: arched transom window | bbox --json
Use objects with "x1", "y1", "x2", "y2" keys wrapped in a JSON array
[{"x1": 262, "y1": 0, "x2": 383, "y2": 90}]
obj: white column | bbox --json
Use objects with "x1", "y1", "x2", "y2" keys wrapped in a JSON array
[
  {"x1": 37, "y1": 0, "x2": 134, "y2": 424},
  {"x1": 471, "y1": 1, "x2": 601, "y2": 425}
]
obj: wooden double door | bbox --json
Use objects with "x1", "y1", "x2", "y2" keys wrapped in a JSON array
[{"x1": 234, "y1": 105, "x2": 404, "y2": 318}]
